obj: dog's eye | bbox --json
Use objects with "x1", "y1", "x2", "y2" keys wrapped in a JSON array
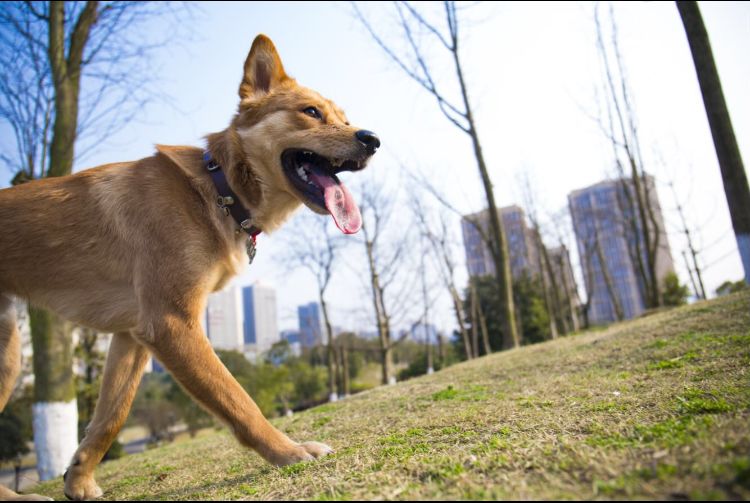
[{"x1": 303, "y1": 107, "x2": 322, "y2": 120}]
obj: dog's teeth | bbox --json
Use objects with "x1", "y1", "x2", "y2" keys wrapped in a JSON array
[{"x1": 296, "y1": 166, "x2": 308, "y2": 181}]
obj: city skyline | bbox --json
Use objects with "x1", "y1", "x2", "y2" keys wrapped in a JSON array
[
  {"x1": 1, "y1": 2, "x2": 746, "y2": 336},
  {"x1": 461, "y1": 173, "x2": 675, "y2": 326}
]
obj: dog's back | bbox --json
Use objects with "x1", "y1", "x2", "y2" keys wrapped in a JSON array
[{"x1": 0, "y1": 152, "x2": 224, "y2": 332}]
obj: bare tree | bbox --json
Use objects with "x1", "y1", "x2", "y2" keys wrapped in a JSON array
[
  {"x1": 475, "y1": 282, "x2": 491, "y2": 355},
  {"x1": 593, "y1": 4, "x2": 665, "y2": 309},
  {"x1": 358, "y1": 181, "x2": 418, "y2": 385},
  {"x1": 279, "y1": 215, "x2": 343, "y2": 402},
  {"x1": 547, "y1": 208, "x2": 583, "y2": 332},
  {"x1": 354, "y1": 1, "x2": 519, "y2": 348},
  {"x1": 0, "y1": 1, "x2": 188, "y2": 482},
  {"x1": 666, "y1": 181, "x2": 706, "y2": 299},
  {"x1": 551, "y1": 242, "x2": 581, "y2": 332},
  {"x1": 579, "y1": 237, "x2": 598, "y2": 328},
  {"x1": 411, "y1": 196, "x2": 473, "y2": 359},
  {"x1": 417, "y1": 237, "x2": 434, "y2": 373},
  {"x1": 519, "y1": 174, "x2": 565, "y2": 338},
  {"x1": 676, "y1": 1, "x2": 750, "y2": 285}
]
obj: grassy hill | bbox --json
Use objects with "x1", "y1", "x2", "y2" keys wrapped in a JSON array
[{"x1": 35, "y1": 291, "x2": 749, "y2": 500}]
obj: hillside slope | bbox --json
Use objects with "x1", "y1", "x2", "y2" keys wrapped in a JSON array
[{"x1": 35, "y1": 292, "x2": 749, "y2": 500}]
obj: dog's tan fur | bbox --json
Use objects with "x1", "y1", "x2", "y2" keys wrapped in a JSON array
[{"x1": 0, "y1": 35, "x2": 375, "y2": 501}]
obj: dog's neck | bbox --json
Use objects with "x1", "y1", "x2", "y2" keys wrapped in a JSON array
[
  {"x1": 205, "y1": 129, "x2": 263, "y2": 213},
  {"x1": 204, "y1": 151, "x2": 261, "y2": 237},
  {"x1": 203, "y1": 128, "x2": 302, "y2": 235}
]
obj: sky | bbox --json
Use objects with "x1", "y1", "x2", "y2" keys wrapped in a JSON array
[{"x1": 1, "y1": 1, "x2": 748, "y2": 334}]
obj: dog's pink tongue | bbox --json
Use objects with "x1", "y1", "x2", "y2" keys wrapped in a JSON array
[{"x1": 308, "y1": 171, "x2": 362, "y2": 234}]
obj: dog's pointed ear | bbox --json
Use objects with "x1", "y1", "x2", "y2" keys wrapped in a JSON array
[{"x1": 239, "y1": 35, "x2": 289, "y2": 101}]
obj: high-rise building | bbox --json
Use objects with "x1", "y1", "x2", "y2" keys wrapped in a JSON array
[
  {"x1": 297, "y1": 302, "x2": 323, "y2": 347},
  {"x1": 280, "y1": 329, "x2": 303, "y2": 357},
  {"x1": 462, "y1": 205, "x2": 583, "y2": 330},
  {"x1": 568, "y1": 176, "x2": 674, "y2": 325},
  {"x1": 242, "y1": 282, "x2": 279, "y2": 355},
  {"x1": 206, "y1": 286, "x2": 244, "y2": 351},
  {"x1": 461, "y1": 205, "x2": 541, "y2": 280}
]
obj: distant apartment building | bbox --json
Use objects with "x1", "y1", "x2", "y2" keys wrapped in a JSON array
[
  {"x1": 462, "y1": 205, "x2": 582, "y2": 329},
  {"x1": 280, "y1": 329, "x2": 302, "y2": 357},
  {"x1": 243, "y1": 282, "x2": 279, "y2": 356},
  {"x1": 206, "y1": 286, "x2": 244, "y2": 351},
  {"x1": 461, "y1": 205, "x2": 541, "y2": 280},
  {"x1": 568, "y1": 176, "x2": 674, "y2": 325},
  {"x1": 297, "y1": 302, "x2": 323, "y2": 347}
]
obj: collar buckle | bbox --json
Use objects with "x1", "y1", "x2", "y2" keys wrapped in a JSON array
[{"x1": 217, "y1": 195, "x2": 234, "y2": 207}]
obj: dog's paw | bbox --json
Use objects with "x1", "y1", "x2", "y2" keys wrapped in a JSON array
[
  {"x1": 299, "y1": 441, "x2": 334, "y2": 459},
  {"x1": 63, "y1": 469, "x2": 103, "y2": 501},
  {"x1": 270, "y1": 441, "x2": 334, "y2": 466}
]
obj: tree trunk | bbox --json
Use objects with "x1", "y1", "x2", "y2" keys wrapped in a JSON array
[
  {"x1": 477, "y1": 291, "x2": 491, "y2": 356},
  {"x1": 628, "y1": 167, "x2": 661, "y2": 307},
  {"x1": 341, "y1": 345, "x2": 350, "y2": 396},
  {"x1": 676, "y1": 199, "x2": 707, "y2": 299},
  {"x1": 29, "y1": 306, "x2": 78, "y2": 481},
  {"x1": 319, "y1": 297, "x2": 338, "y2": 402},
  {"x1": 581, "y1": 242, "x2": 596, "y2": 329},
  {"x1": 534, "y1": 233, "x2": 559, "y2": 339},
  {"x1": 364, "y1": 239, "x2": 394, "y2": 385},
  {"x1": 380, "y1": 344, "x2": 394, "y2": 386},
  {"x1": 30, "y1": 1, "x2": 100, "y2": 481},
  {"x1": 594, "y1": 234, "x2": 625, "y2": 321},
  {"x1": 452, "y1": 35, "x2": 518, "y2": 349},
  {"x1": 682, "y1": 250, "x2": 701, "y2": 300},
  {"x1": 677, "y1": 1, "x2": 750, "y2": 284},
  {"x1": 557, "y1": 247, "x2": 581, "y2": 332},
  {"x1": 467, "y1": 129, "x2": 519, "y2": 349},
  {"x1": 425, "y1": 331, "x2": 434, "y2": 374},
  {"x1": 449, "y1": 285, "x2": 472, "y2": 359},
  {"x1": 438, "y1": 333, "x2": 446, "y2": 367},
  {"x1": 544, "y1": 245, "x2": 569, "y2": 335},
  {"x1": 469, "y1": 282, "x2": 479, "y2": 358},
  {"x1": 13, "y1": 463, "x2": 21, "y2": 492}
]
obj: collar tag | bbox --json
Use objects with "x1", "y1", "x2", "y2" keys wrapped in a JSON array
[{"x1": 246, "y1": 235, "x2": 257, "y2": 265}]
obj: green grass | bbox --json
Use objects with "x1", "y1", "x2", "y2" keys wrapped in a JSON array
[{"x1": 32, "y1": 291, "x2": 750, "y2": 500}]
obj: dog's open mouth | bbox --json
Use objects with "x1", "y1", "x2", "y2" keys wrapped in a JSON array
[{"x1": 282, "y1": 149, "x2": 363, "y2": 234}]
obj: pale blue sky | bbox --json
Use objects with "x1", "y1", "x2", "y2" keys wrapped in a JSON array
[{"x1": 1, "y1": 1, "x2": 748, "y2": 333}]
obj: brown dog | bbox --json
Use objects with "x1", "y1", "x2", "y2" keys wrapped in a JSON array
[{"x1": 0, "y1": 34, "x2": 378, "y2": 500}]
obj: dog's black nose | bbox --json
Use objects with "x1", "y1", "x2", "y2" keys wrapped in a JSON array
[{"x1": 356, "y1": 130, "x2": 380, "y2": 153}]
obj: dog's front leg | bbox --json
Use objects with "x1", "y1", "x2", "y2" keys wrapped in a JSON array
[
  {"x1": 64, "y1": 331, "x2": 150, "y2": 501},
  {"x1": 133, "y1": 310, "x2": 332, "y2": 467}
]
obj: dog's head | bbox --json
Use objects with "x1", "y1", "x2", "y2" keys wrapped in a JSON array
[{"x1": 231, "y1": 35, "x2": 379, "y2": 234}]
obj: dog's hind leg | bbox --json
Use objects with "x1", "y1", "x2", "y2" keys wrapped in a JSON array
[
  {"x1": 0, "y1": 294, "x2": 53, "y2": 501},
  {"x1": 63, "y1": 331, "x2": 150, "y2": 501}
]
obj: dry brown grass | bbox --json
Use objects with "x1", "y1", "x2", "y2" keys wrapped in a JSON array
[{"x1": 33, "y1": 291, "x2": 750, "y2": 500}]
